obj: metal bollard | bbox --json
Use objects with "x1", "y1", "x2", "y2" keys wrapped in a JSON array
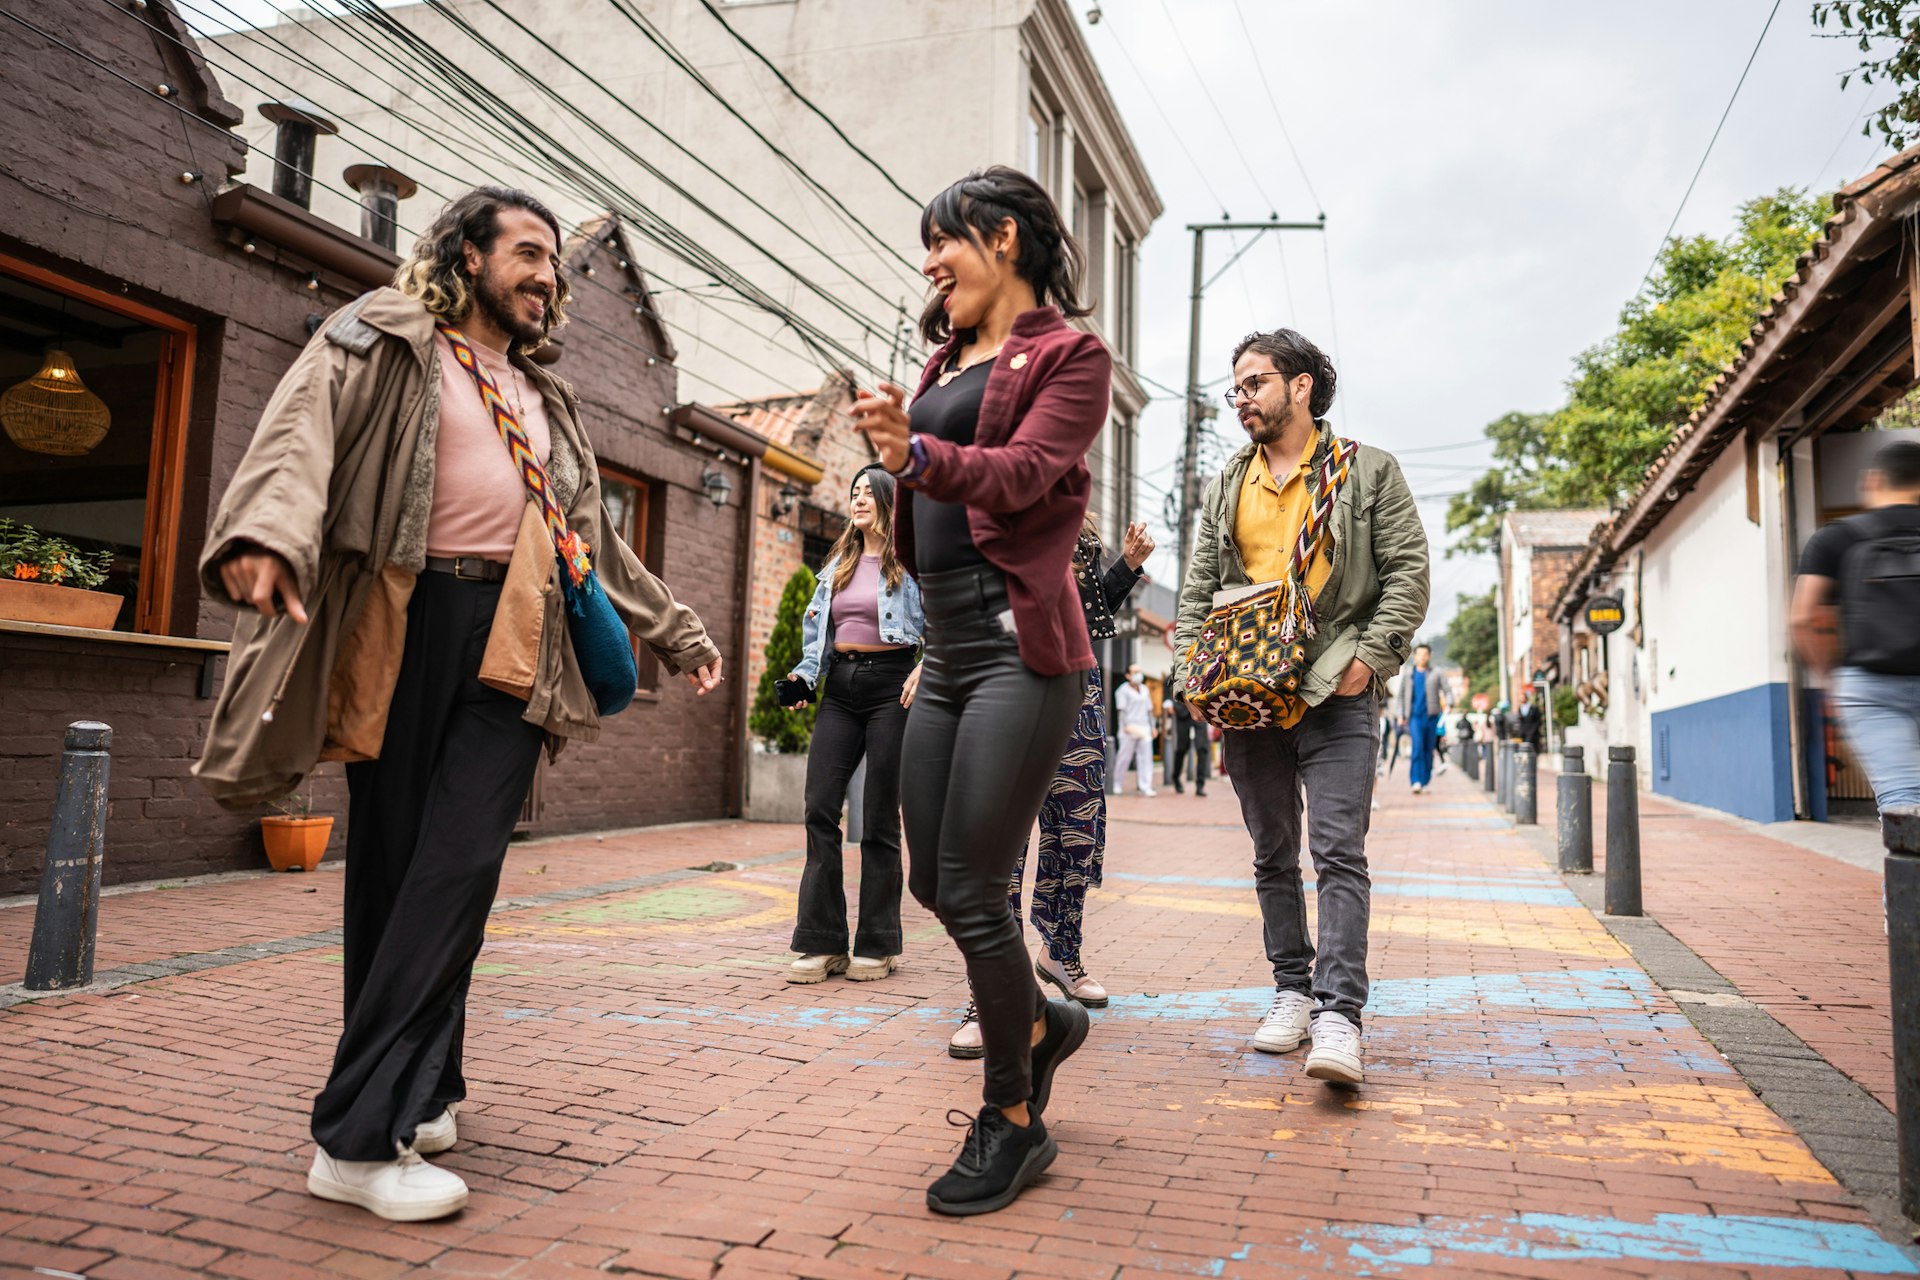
[
  {"x1": 1885, "y1": 807, "x2": 1920, "y2": 1220},
  {"x1": 1482, "y1": 739, "x2": 1496, "y2": 794},
  {"x1": 25, "y1": 722, "x2": 113, "y2": 991},
  {"x1": 1604, "y1": 744, "x2": 1641, "y2": 916},
  {"x1": 1463, "y1": 738, "x2": 1480, "y2": 782},
  {"x1": 1557, "y1": 745, "x2": 1593, "y2": 873},
  {"x1": 1499, "y1": 742, "x2": 1514, "y2": 811},
  {"x1": 1514, "y1": 745, "x2": 1538, "y2": 825}
]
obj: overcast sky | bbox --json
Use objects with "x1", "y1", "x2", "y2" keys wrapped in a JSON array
[{"x1": 1078, "y1": 0, "x2": 1887, "y2": 632}]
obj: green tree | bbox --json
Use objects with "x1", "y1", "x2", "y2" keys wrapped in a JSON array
[
  {"x1": 1814, "y1": 1, "x2": 1920, "y2": 148},
  {"x1": 749, "y1": 566, "x2": 819, "y2": 754},
  {"x1": 1446, "y1": 189, "x2": 1829, "y2": 552},
  {"x1": 1552, "y1": 685, "x2": 1580, "y2": 731},
  {"x1": 1445, "y1": 589, "x2": 1500, "y2": 701}
]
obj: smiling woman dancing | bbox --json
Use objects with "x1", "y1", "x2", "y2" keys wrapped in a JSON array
[{"x1": 852, "y1": 165, "x2": 1110, "y2": 1215}]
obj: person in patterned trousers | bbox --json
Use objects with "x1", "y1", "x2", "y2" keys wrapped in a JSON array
[{"x1": 949, "y1": 519, "x2": 1153, "y2": 1056}]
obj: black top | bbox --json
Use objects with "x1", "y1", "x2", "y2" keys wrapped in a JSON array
[
  {"x1": 1799, "y1": 504, "x2": 1920, "y2": 668},
  {"x1": 909, "y1": 358, "x2": 993, "y2": 574},
  {"x1": 1072, "y1": 529, "x2": 1143, "y2": 642}
]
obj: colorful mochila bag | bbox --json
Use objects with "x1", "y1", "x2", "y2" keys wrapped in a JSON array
[
  {"x1": 1183, "y1": 435, "x2": 1359, "y2": 731},
  {"x1": 437, "y1": 323, "x2": 637, "y2": 718}
]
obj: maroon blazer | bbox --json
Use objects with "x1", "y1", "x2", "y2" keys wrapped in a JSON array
[{"x1": 895, "y1": 306, "x2": 1113, "y2": 676}]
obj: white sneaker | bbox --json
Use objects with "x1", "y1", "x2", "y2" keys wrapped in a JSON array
[
  {"x1": 846, "y1": 955, "x2": 897, "y2": 982},
  {"x1": 948, "y1": 999, "x2": 984, "y2": 1060},
  {"x1": 1305, "y1": 1012, "x2": 1364, "y2": 1085},
  {"x1": 786, "y1": 953, "x2": 849, "y2": 984},
  {"x1": 307, "y1": 1146, "x2": 467, "y2": 1221},
  {"x1": 1139, "y1": 786, "x2": 1157, "y2": 797},
  {"x1": 1410, "y1": 782, "x2": 1424, "y2": 794},
  {"x1": 412, "y1": 1104, "x2": 457, "y2": 1155},
  {"x1": 1251, "y1": 990, "x2": 1313, "y2": 1053}
]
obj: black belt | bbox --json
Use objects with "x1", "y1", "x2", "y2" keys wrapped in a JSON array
[
  {"x1": 831, "y1": 647, "x2": 915, "y2": 665},
  {"x1": 425, "y1": 555, "x2": 508, "y2": 582}
]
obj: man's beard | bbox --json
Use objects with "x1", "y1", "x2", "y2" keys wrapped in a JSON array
[
  {"x1": 1241, "y1": 396, "x2": 1297, "y2": 446},
  {"x1": 474, "y1": 264, "x2": 548, "y2": 346}
]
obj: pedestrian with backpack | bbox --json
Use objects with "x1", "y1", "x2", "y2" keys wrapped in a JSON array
[{"x1": 1791, "y1": 440, "x2": 1920, "y2": 812}]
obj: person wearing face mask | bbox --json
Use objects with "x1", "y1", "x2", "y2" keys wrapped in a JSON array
[
  {"x1": 948, "y1": 517, "x2": 1153, "y2": 1055},
  {"x1": 851, "y1": 165, "x2": 1106, "y2": 1215},
  {"x1": 1113, "y1": 664, "x2": 1158, "y2": 796},
  {"x1": 783, "y1": 468, "x2": 926, "y2": 983}
]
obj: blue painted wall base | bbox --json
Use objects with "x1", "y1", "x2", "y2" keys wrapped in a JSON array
[{"x1": 1650, "y1": 683, "x2": 1794, "y2": 823}]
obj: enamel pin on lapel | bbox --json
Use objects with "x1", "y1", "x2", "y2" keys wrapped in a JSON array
[{"x1": 1010, "y1": 352, "x2": 1028, "y2": 369}]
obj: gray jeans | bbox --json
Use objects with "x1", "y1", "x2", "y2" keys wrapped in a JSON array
[{"x1": 1223, "y1": 691, "x2": 1379, "y2": 1026}]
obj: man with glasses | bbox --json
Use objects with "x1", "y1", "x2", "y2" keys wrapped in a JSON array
[{"x1": 1172, "y1": 329, "x2": 1428, "y2": 1085}]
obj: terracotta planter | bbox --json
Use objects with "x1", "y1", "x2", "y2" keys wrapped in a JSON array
[
  {"x1": 0, "y1": 577, "x2": 123, "y2": 630},
  {"x1": 261, "y1": 816, "x2": 334, "y2": 872}
]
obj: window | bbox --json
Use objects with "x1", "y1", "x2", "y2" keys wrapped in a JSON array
[
  {"x1": 600, "y1": 467, "x2": 658, "y2": 692},
  {"x1": 1114, "y1": 236, "x2": 1137, "y2": 364},
  {"x1": 1025, "y1": 101, "x2": 1051, "y2": 189},
  {"x1": 0, "y1": 252, "x2": 195, "y2": 635}
]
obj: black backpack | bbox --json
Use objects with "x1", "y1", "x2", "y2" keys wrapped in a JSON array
[{"x1": 1841, "y1": 509, "x2": 1920, "y2": 674}]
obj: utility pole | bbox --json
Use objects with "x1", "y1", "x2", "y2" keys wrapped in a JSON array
[{"x1": 1176, "y1": 216, "x2": 1327, "y2": 587}]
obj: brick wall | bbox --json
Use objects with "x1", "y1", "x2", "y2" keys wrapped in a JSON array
[{"x1": 0, "y1": 3, "x2": 742, "y2": 890}]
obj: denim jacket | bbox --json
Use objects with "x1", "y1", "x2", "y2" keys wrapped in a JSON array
[{"x1": 789, "y1": 554, "x2": 927, "y2": 687}]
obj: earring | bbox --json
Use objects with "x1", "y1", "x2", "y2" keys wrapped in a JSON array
[{"x1": 995, "y1": 250, "x2": 1005, "y2": 261}]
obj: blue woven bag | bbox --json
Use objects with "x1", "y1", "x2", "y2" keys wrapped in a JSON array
[{"x1": 561, "y1": 566, "x2": 637, "y2": 718}]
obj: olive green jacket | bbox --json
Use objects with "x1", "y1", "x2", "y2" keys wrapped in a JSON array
[{"x1": 1171, "y1": 428, "x2": 1430, "y2": 705}]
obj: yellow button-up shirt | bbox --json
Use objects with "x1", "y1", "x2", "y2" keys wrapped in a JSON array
[{"x1": 1234, "y1": 430, "x2": 1334, "y2": 593}]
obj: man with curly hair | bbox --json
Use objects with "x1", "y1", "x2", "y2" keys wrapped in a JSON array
[
  {"x1": 1171, "y1": 328, "x2": 1427, "y2": 1087},
  {"x1": 196, "y1": 187, "x2": 723, "y2": 1220}
]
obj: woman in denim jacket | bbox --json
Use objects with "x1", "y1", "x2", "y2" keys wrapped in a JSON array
[{"x1": 785, "y1": 466, "x2": 926, "y2": 983}]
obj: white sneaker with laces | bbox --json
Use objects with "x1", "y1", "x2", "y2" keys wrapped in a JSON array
[
  {"x1": 786, "y1": 953, "x2": 849, "y2": 984},
  {"x1": 412, "y1": 1104, "x2": 457, "y2": 1155},
  {"x1": 1036, "y1": 952, "x2": 1109, "y2": 1008},
  {"x1": 1305, "y1": 1012, "x2": 1364, "y2": 1084},
  {"x1": 307, "y1": 1146, "x2": 468, "y2": 1221},
  {"x1": 948, "y1": 999, "x2": 984, "y2": 1060},
  {"x1": 1251, "y1": 989, "x2": 1314, "y2": 1053}
]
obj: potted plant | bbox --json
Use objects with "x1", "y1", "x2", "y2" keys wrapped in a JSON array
[
  {"x1": 746, "y1": 566, "x2": 818, "y2": 823},
  {"x1": 261, "y1": 792, "x2": 334, "y2": 872},
  {"x1": 0, "y1": 518, "x2": 120, "y2": 630}
]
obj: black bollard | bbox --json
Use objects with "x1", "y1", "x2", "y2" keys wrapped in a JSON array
[
  {"x1": 1514, "y1": 745, "x2": 1538, "y2": 825},
  {"x1": 1464, "y1": 739, "x2": 1480, "y2": 782},
  {"x1": 1499, "y1": 742, "x2": 1514, "y2": 811},
  {"x1": 24, "y1": 722, "x2": 113, "y2": 991},
  {"x1": 1557, "y1": 745, "x2": 1593, "y2": 873},
  {"x1": 1604, "y1": 744, "x2": 1641, "y2": 916},
  {"x1": 1482, "y1": 739, "x2": 1496, "y2": 794},
  {"x1": 1886, "y1": 808, "x2": 1920, "y2": 1220}
]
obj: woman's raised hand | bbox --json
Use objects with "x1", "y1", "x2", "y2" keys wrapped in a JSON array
[{"x1": 851, "y1": 383, "x2": 911, "y2": 472}]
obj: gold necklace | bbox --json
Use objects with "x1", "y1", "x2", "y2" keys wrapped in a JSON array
[{"x1": 938, "y1": 345, "x2": 1001, "y2": 388}]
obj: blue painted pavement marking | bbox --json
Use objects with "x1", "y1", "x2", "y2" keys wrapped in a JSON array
[
  {"x1": 1108, "y1": 871, "x2": 1581, "y2": 907},
  {"x1": 1322, "y1": 1211, "x2": 1918, "y2": 1273}
]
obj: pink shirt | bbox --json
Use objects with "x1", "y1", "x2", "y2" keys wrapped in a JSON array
[
  {"x1": 426, "y1": 330, "x2": 551, "y2": 562},
  {"x1": 829, "y1": 555, "x2": 885, "y2": 646}
]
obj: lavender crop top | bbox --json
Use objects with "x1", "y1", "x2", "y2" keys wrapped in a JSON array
[{"x1": 829, "y1": 555, "x2": 885, "y2": 646}]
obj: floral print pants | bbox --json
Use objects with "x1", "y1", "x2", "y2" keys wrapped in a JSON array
[{"x1": 1008, "y1": 665, "x2": 1108, "y2": 963}]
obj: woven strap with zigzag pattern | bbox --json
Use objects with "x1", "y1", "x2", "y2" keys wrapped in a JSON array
[
  {"x1": 437, "y1": 322, "x2": 591, "y2": 588},
  {"x1": 1293, "y1": 435, "x2": 1358, "y2": 579}
]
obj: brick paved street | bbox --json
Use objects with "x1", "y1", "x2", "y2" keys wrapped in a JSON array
[{"x1": 2, "y1": 768, "x2": 1917, "y2": 1278}]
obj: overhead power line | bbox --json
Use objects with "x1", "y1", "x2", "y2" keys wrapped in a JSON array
[
  {"x1": 1227, "y1": 0, "x2": 1324, "y2": 215},
  {"x1": 1152, "y1": 0, "x2": 1278, "y2": 218},
  {"x1": 1093, "y1": 11, "x2": 1230, "y2": 216},
  {"x1": 1635, "y1": 0, "x2": 1782, "y2": 296},
  {"x1": 694, "y1": 0, "x2": 922, "y2": 209}
]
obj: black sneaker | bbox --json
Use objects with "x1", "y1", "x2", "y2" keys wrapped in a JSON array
[
  {"x1": 925, "y1": 1106, "x2": 1057, "y2": 1216},
  {"x1": 1030, "y1": 998, "x2": 1090, "y2": 1116}
]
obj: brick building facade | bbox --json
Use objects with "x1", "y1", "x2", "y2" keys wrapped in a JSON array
[
  {"x1": 1497, "y1": 510, "x2": 1605, "y2": 704},
  {"x1": 0, "y1": 1, "x2": 745, "y2": 893}
]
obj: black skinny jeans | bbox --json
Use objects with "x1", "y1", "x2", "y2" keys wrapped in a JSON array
[
  {"x1": 314, "y1": 571, "x2": 544, "y2": 1161},
  {"x1": 792, "y1": 647, "x2": 913, "y2": 958},
  {"x1": 901, "y1": 567, "x2": 1085, "y2": 1108}
]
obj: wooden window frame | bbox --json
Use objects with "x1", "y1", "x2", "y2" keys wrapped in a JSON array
[
  {"x1": 597, "y1": 462, "x2": 660, "y2": 695},
  {"x1": 0, "y1": 250, "x2": 196, "y2": 637}
]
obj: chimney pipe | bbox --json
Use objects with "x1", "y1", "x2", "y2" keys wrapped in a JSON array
[
  {"x1": 343, "y1": 163, "x2": 419, "y2": 252},
  {"x1": 257, "y1": 100, "x2": 338, "y2": 210}
]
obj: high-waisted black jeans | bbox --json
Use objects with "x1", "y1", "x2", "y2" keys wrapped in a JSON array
[
  {"x1": 901, "y1": 567, "x2": 1085, "y2": 1108},
  {"x1": 792, "y1": 646, "x2": 914, "y2": 958},
  {"x1": 312, "y1": 571, "x2": 544, "y2": 1160}
]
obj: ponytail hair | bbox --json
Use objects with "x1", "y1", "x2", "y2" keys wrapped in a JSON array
[{"x1": 918, "y1": 165, "x2": 1090, "y2": 345}]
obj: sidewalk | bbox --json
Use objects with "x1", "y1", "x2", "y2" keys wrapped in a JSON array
[{"x1": 0, "y1": 768, "x2": 1914, "y2": 1278}]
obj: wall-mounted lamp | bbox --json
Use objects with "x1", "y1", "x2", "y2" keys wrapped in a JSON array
[
  {"x1": 771, "y1": 482, "x2": 799, "y2": 518},
  {"x1": 701, "y1": 465, "x2": 734, "y2": 509}
]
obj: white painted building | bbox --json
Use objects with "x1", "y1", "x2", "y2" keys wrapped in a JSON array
[{"x1": 1551, "y1": 148, "x2": 1920, "y2": 822}]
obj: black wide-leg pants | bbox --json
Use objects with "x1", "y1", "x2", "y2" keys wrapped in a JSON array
[
  {"x1": 311, "y1": 571, "x2": 544, "y2": 1161},
  {"x1": 901, "y1": 567, "x2": 1084, "y2": 1109}
]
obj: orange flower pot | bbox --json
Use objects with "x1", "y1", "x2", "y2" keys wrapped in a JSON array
[
  {"x1": 261, "y1": 816, "x2": 334, "y2": 872},
  {"x1": 0, "y1": 578, "x2": 123, "y2": 630}
]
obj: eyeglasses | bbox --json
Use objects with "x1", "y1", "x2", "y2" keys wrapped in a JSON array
[{"x1": 1223, "y1": 371, "x2": 1297, "y2": 406}]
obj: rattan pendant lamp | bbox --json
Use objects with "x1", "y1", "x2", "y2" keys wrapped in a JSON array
[{"x1": 1, "y1": 349, "x2": 112, "y2": 456}]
